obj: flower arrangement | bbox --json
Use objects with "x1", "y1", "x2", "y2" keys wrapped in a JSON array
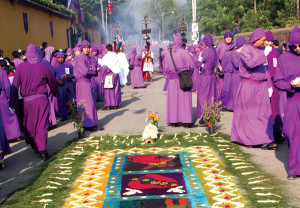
[
  {"x1": 67, "y1": 99, "x2": 86, "y2": 135},
  {"x1": 142, "y1": 111, "x2": 159, "y2": 143},
  {"x1": 201, "y1": 98, "x2": 222, "y2": 134}
]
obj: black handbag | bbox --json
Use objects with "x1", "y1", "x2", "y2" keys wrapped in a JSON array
[
  {"x1": 128, "y1": 65, "x2": 134, "y2": 70},
  {"x1": 170, "y1": 49, "x2": 193, "y2": 91}
]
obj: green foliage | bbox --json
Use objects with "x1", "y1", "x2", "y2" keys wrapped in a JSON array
[
  {"x1": 67, "y1": 99, "x2": 86, "y2": 133},
  {"x1": 31, "y1": 0, "x2": 74, "y2": 16},
  {"x1": 201, "y1": 98, "x2": 222, "y2": 133},
  {"x1": 197, "y1": 0, "x2": 300, "y2": 35}
]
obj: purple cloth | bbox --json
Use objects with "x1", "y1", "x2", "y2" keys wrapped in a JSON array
[
  {"x1": 130, "y1": 48, "x2": 145, "y2": 88},
  {"x1": 197, "y1": 34, "x2": 218, "y2": 117},
  {"x1": 81, "y1": 40, "x2": 90, "y2": 51},
  {"x1": 74, "y1": 52, "x2": 98, "y2": 128},
  {"x1": 224, "y1": 30, "x2": 233, "y2": 39},
  {"x1": 56, "y1": 52, "x2": 65, "y2": 58},
  {"x1": 102, "y1": 66, "x2": 122, "y2": 107},
  {"x1": 220, "y1": 50, "x2": 235, "y2": 110},
  {"x1": 91, "y1": 54, "x2": 104, "y2": 100},
  {"x1": 274, "y1": 26, "x2": 300, "y2": 175},
  {"x1": 54, "y1": 62, "x2": 76, "y2": 118},
  {"x1": 266, "y1": 31, "x2": 274, "y2": 41},
  {"x1": 163, "y1": 34, "x2": 194, "y2": 124},
  {"x1": 231, "y1": 28, "x2": 274, "y2": 146},
  {"x1": 44, "y1": 46, "x2": 54, "y2": 63},
  {"x1": 10, "y1": 44, "x2": 59, "y2": 152},
  {"x1": 0, "y1": 69, "x2": 22, "y2": 140},
  {"x1": 267, "y1": 48, "x2": 282, "y2": 132},
  {"x1": 230, "y1": 50, "x2": 242, "y2": 109},
  {"x1": 66, "y1": 48, "x2": 74, "y2": 56},
  {"x1": 12, "y1": 58, "x2": 24, "y2": 68},
  {"x1": 0, "y1": 112, "x2": 12, "y2": 161}
]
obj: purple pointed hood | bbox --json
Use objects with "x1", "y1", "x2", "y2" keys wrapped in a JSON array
[
  {"x1": 203, "y1": 33, "x2": 213, "y2": 48},
  {"x1": 224, "y1": 30, "x2": 232, "y2": 39},
  {"x1": 187, "y1": 45, "x2": 196, "y2": 54},
  {"x1": 56, "y1": 52, "x2": 65, "y2": 58},
  {"x1": 266, "y1": 31, "x2": 274, "y2": 41},
  {"x1": 171, "y1": 34, "x2": 183, "y2": 50},
  {"x1": 289, "y1": 26, "x2": 300, "y2": 45},
  {"x1": 91, "y1": 45, "x2": 99, "y2": 52},
  {"x1": 80, "y1": 40, "x2": 90, "y2": 51},
  {"x1": 66, "y1": 48, "x2": 74, "y2": 56},
  {"x1": 26, "y1": 43, "x2": 42, "y2": 64},
  {"x1": 129, "y1": 47, "x2": 137, "y2": 62},
  {"x1": 249, "y1": 27, "x2": 266, "y2": 44}
]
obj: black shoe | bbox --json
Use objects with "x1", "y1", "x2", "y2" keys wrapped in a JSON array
[
  {"x1": 287, "y1": 174, "x2": 297, "y2": 180},
  {"x1": 111, "y1": 106, "x2": 118, "y2": 110},
  {"x1": 184, "y1": 123, "x2": 198, "y2": 128},
  {"x1": 60, "y1": 117, "x2": 68, "y2": 122},
  {"x1": 198, "y1": 118, "x2": 206, "y2": 127},
  {"x1": 101, "y1": 106, "x2": 110, "y2": 111},
  {"x1": 261, "y1": 142, "x2": 277, "y2": 150},
  {"x1": 40, "y1": 150, "x2": 49, "y2": 161},
  {"x1": 0, "y1": 162, "x2": 3, "y2": 170},
  {"x1": 84, "y1": 126, "x2": 98, "y2": 131},
  {"x1": 274, "y1": 132, "x2": 285, "y2": 143},
  {"x1": 168, "y1": 123, "x2": 177, "y2": 127}
]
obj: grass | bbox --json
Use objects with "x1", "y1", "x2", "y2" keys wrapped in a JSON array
[{"x1": 1, "y1": 133, "x2": 294, "y2": 208}]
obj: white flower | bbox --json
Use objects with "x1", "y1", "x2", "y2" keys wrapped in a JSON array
[{"x1": 142, "y1": 123, "x2": 158, "y2": 140}]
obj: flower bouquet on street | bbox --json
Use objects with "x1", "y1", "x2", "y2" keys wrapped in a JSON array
[
  {"x1": 142, "y1": 111, "x2": 159, "y2": 143},
  {"x1": 202, "y1": 98, "x2": 222, "y2": 134},
  {"x1": 67, "y1": 99, "x2": 86, "y2": 138}
]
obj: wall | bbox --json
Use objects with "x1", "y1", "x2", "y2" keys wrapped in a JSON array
[
  {"x1": 213, "y1": 27, "x2": 294, "y2": 46},
  {"x1": 0, "y1": 0, "x2": 71, "y2": 58}
]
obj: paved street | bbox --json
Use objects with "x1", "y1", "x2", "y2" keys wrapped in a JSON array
[{"x1": 0, "y1": 72, "x2": 299, "y2": 206}]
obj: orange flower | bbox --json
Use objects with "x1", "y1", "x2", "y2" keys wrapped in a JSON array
[
  {"x1": 154, "y1": 117, "x2": 158, "y2": 121},
  {"x1": 151, "y1": 113, "x2": 155, "y2": 117}
]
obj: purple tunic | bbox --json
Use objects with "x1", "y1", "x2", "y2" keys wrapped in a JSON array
[
  {"x1": 216, "y1": 41, "x2": 232, "y2": 102},
  {"x1": 0, "y1": 69, "x2": 22, "y2": 141},
  {"x1": 220, "y1": 50, "x2": 235, "y2": 111},
  {"x1": 74, "y1": 52, "x2": 98, "y2": 128},
  {"x1": 274, "y1": 26, "x2": 300, "y2": 175},
  {"x1": 12, "y1": 58, "x2": 24, "y2": 68},
  {"x1": 231, "y1": 28, "x2": 274, "y2": 146},
  {"x1": 0, "y1": 112, "x2": 12, "y2": 161},
  {"x1": 129, "y1": 48, "x2": 145, "y2": 88},
  {"x1": 267, "y1": 48, "x2": 283, "y2": 132},
  {"x1": 197, "y1": 34, "x2": 218, "y2": 117},
  {"x1": 230, "y1": 51, "x2": 242, "y2": 109},
  {"x1": 163, "y1": 34, "x2": 194, "y2": 124},
  {"x1": 10, "y1": 44, "x2": 59, "y2": 152},
  {"x1": 91, "y1": 53, "x2": 104, "y2": 100},
  {"x1": 54, "y1": 61, "x2": 76, "y2": 118},
  {"x1": 102, "y1": 66, "x2": 122, "y2": 107}
]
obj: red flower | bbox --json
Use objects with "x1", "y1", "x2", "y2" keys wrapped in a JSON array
[
  {"x1": 174, "y1": 148, "x2": 178, "y2": 150},
  {"x1": 215, "y1": 176, "x2": 220, "y2": 179},
  {"x1": 224, "y1": 196, "x2": 230, "y2": 200},
  {"x1": 208, "y1": 123, "x2": 211, "y2": 127},
  {"x1": 89, "y1": 178, "x2": 93, "y2": 180},
  {"x1": 201, "y1": 154, "x2": 204, "y2": 157},
  {"x1": 220, "y1": 189, "x2": 225, "y2": 192},
  {"x1": 212, "y1": 171, "x2": 217, "y2": 174},
  {"x1": 207, "y1": 165, "x2": 210, "y2": 167},
  {"x1": 87, "y1": 185, "x2": 92, "y2": 187},
  {"x1": 91, "y1": 173, "x2": 95, "y2": 175},
  {"x1": 196, "y1": 147, "x2": 200, "y2": 149},
  {"x1": 203, "y1": 159, "x2": 207, "y2": 161},
  {"x1": 83, "y1": 201, "x2": 88, "y2": 204},
  {"x1": 218, "y1": 183, "x2": 223, "y2": 186},
  {"x1": 97, "y1": 158, "x2": 101, "y2": 160},
  {"x1": 225, "y1": 205, "x2": 230, "y2": 208},
  {"x1": 84, "y1": 193, "x2": 90, "y2": 195},
  {"x1": 101, "y1": 154, "x2": 104, "y2": 156}
]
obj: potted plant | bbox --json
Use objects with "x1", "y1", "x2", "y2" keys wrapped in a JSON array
[
  {"x1": 142, "y1": 111, "x2": 159, "y2": 143},
  {"x1": 201, "y1": 98, "x2": 222, "y2": 134},
  {"x1": 67, "y1": 99, "x2": 86, "y2": 138}
]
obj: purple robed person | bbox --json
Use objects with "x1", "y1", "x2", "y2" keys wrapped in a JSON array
[
  {"x1": 163, "y1": 34, "x2": 194, "y2": 127},
  {"x1": 231, "y1": 28, "x2": 275, "y2": 148},
  {"x1": 74, "y1": 40, "x2": 99, "y2": 129},
  {"x1": 196, "y1": 34, "x2": 218, "y2": 120},
  {"x1": 221, "y1": 36, "x2": 246, "y2": 111},
  {"x1": 54, "y1": 52, "x2": 76, "y2": 120},
  {"x1": 0, "y1": 63, "x2": 22, "y2": 141},
  {"x1": 265, "y1": 31, "x2": 283, "y2": 141},
  {"x1": 41, "y1": 59, "x2": 57, "y2": 126},
  {"x1": 91, "y1": 45, "x2": 104, "y2": 100},
  {"x1": 44, "y1": 46, "x2": 54, "y2": 63},
  {"x1": 100, "y1": 44, "x2": 122, "y2": 109},
  {"x1": 187, "y1": 46, "x2": 199, "y2": 92},
  {"x1": 129, "y1": 48, "x2": 145, "y2": 88},
  {"x1": 216, "y1": 30, "x2": 233, "y2": 102},
  {"x1": 12, "y1": 57, "x2": 24, "y2": 68},
  {"x1": 274, "y1": 26, "x2": 300, "y2": 179},
  {"x1": 10, "y1": 44, "x2": 59, "y2": 159}
]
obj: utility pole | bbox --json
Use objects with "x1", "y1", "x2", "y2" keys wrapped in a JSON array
[
  {"x1": 100, "y1": 0, "x2": 105, "y2": 42},
  {"x1": 254, "y1": 0, "x2": 257, "y2": 13},
  {"x1": 297, "y1": 0, "x2": 299, "y2": 20},
  {"x1": 192, "y1": 0, "x2": 198, "y2": 43}
]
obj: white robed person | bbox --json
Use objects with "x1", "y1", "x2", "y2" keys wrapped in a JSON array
[
  {"x1": 100, "y1": 44, "x2": 122, "y2": 110},
  {"x1": 116, "y1": 41, "x2": 129, "y2": 86}
]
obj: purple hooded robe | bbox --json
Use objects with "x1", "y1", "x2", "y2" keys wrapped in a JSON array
[
  {"x1": 274, "y1": 26, "x2": 300, "y2": 175},
  {"x1": 196, "y1": 34, "x2": 218, "y2": 117},
  {"x1": 163, "y1": 34, "x2": 194, "y2": 124},
  {"x1": 129, "y1": 48, "x2": 145, "y2": 88},
  {"x1": 10, "y1": 44, "x2": 59, "y2": 152},
  {"x1": 0, "y1": 67, "x2": 22, "y2": 141},
  {"x1": 74, "y1": 40, "x2": 99, "y2": 128},
  {"x1": 216, "y1": 30, "x2": 233, "y2": 102},
  {"x1": 54, "y1": 52, "x2": 76, "y2": 118},
  {"x1": 231, "y1": 28, "x2": 274, "y2": 146}
]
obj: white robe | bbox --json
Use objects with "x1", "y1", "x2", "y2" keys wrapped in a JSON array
[{"x1": 117, "y1": 52, "x2": 129, "y2": 86}]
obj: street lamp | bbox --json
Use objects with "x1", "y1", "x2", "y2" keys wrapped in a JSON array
[{"x1": 162, "y1": 11, "x2": 175, "y2": 41}]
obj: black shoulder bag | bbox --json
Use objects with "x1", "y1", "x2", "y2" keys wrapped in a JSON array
[{"x1": 170, "y1": 49, "x2": 193, "y2": 91}]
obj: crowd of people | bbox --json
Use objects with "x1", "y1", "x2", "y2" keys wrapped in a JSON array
[{"x1": 0, "y1": 26, "x2": 299, "y2": 181}]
